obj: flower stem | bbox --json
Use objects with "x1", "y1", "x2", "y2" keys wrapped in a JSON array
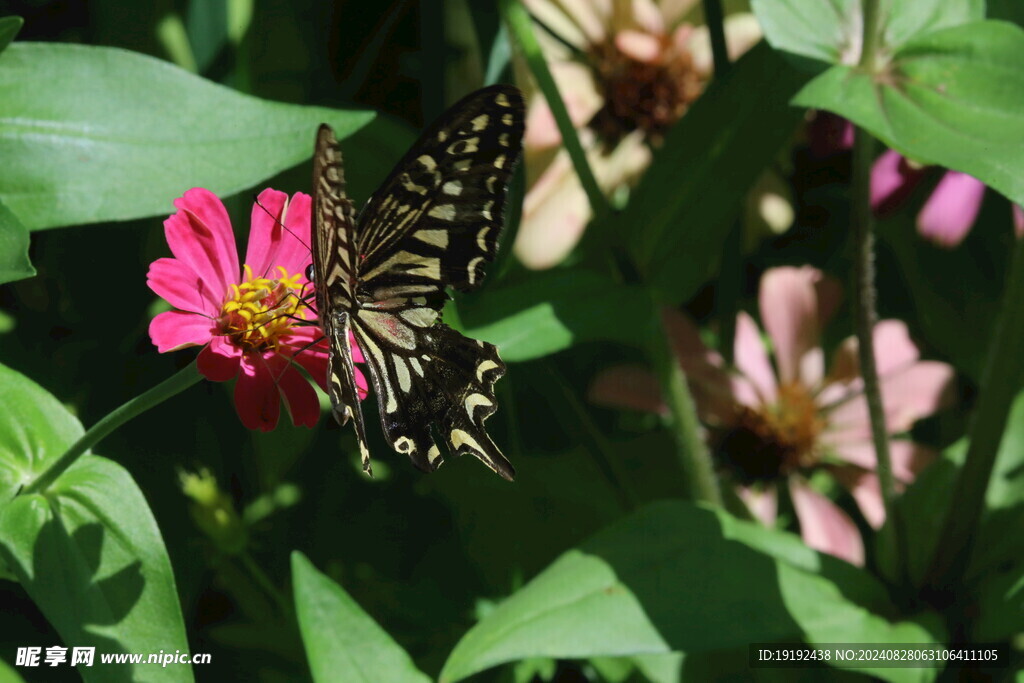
[
  {"x1": 924, "y1": 225, "x2": 1024, "y2": 595},
  {"x1": 850, "y1": 124, "x2": 903, "y2": 578},
  {"x1": 701, "y1": 0, "x2": 731, "y2": 78},
  {"x1": 23, "y1": 362, "x2": 203, "y2": 495},
  {"x1": 654, "y1": 313, "x2": 721, "y2": 505},
  {"x1": 499, "y1": 0, "x2": 610, "y2": 220}
]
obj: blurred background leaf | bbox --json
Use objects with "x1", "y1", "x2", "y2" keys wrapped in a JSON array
[
  {"x1": 0, "y1": 199, "x2": 33, "y2": 286},
  {"x1": 0, "y1": 15, "x2": 21, "y2": 52}
]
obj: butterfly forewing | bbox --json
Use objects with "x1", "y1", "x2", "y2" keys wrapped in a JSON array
[
  {"x1": 314, "y1": 85, "x2": 523, "y2": 481},
  {"x1": 311, "y1": 125, "x2": 373, "y2": 473}
]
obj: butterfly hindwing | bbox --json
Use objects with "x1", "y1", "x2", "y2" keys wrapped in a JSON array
[{"x1": 313, "y1": 85, "x2": 523, "y2": 480}]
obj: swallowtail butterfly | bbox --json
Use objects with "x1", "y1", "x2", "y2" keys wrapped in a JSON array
[{"x1": 310, "y1": 85, "x2": 524, "y2": 481}]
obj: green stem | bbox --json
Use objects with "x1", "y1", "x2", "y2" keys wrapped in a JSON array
[
  {"x1": 653, "y1": 314, "x2": 721, "y2": 505},
  {"x1": 23, "y1": 362, "x2": 203, "y2": 495},
  {"x1": 924, "y1": 227, "x2": 1024, "y2": 594},
  {"x1": 858, "y1": 0, "x2": 883, "y2": 73},
  {"x1": 240, "y1": 551, "x2": 293, "y2": 616},
  {"x1": 499, "y1": 0, "x2": 610, "y2": 219},
  {"x1": 701, "y1": 0, "x2": 731, "y2": 77},
  {"x1": 850, "y1": 124, "x2": 903, "y2": 580}
]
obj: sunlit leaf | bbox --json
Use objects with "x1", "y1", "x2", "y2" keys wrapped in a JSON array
[
  {"x1": 292, "y1": 552, "x2": 431, "y2": 683},
  {"x1": 0, "y1": 43, "x2": 373, "y2": 230},
  {"x1": 0, "y1": 363, "x2": 192, "y2": 683},
  {"x1": 0, "y1": 198, "x2": 33, "y2": 285}
]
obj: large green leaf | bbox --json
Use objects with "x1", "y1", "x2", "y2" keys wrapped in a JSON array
[
  {"x1": 0, "y1": 197, "x2": 33, "y2": 285},
  {"x1": 753, "y1": 0, "x2": 983, "y2": 66},
  {"x1": 623, "y1": 42, "x2": 809, "y2": 305},
  {"x1": 440, "y1": 501, "x2": 942, "y2": 683},
  {"x1": 0, "y1": 363, "x2": 191, "y2": 683},
  {"x1": 458, "y1": 268, "x2": 656, "y2": 362},
  {"x1": 292, "y1": 552, "x2": 431, "y2": 683},
  {"x1": 0, "y1": 43, "x2": 374, "y2": 230},
  {"x1": 794, "y1": 21, "x2": 1024, "y2": 207},
  {"x1": 0, "y1": 16, "x2": 22, "y2": 54}
]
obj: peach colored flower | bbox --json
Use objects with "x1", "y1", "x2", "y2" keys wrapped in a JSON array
[
  {"x1": 516, "y1": 0, "x2": 762, "y2": 268},
  {"x1": 590, "y1": 266, "x2": 955, "y2": 565},
  {"x1": 147, "y1": 188, "x2": 367, "y2": 431}
]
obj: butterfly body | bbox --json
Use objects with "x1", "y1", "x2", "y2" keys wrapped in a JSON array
[{"x1": 310, "y1": 85, "x2": 524, "y2": 481}]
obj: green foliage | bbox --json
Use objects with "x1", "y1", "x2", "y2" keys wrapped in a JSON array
[
  {"x1": 0, "y1": 364, "x2": 191, "y2": 682},
  {"x1": 0, "y1": 16, "x2": 21, "y2": 54},
  {"x1": 292, "y1": 552, "x2": 431, "y2": 683},
  {"x1": 0, "y1": 199, "x2": 33, "y2": 288},
  {"x1": 0, "y1": 43, "x2": 373, "y2": 230},
  {"x1": 793, "y1": 21, "x2": 1024, "y2": 207},
  {"x1": 442, "y1": 502, "x2": 942, "y2": 683}
]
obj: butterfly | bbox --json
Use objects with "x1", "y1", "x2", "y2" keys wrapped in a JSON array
[{"x1": 309, "y1": 85, "x2": 524, "y2": 481}]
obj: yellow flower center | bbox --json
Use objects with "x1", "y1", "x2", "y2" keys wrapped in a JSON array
[
  {"x1": 717, "y1": 382, "x2": 826, "y2": 483},
  {"x1": 217, "y1": 265, "x2": 309, "y2": 352}
]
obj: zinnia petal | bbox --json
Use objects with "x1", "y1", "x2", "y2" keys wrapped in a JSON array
[
  {"x1": 589, "y1": 364, "x2": 667, "y2": 415},
  {"x1": 197, "y1": 337, "x2": 242, "y2": 382},
  {"x1": 148, "y1": 310, "x2": 214, "y2": 353},
  {"x1": 245, "y1": 189, "x2": 314, "y2": 282},
  {"x1": 1014, "y1": 204, "x2": 1024, "y2": 238},
  {"x1": 917, "y1": 171, "x2": 986, "y2": 248},
  {"x1": 871, "y1": 150, "x2": 926, "y2": 217},
  {"x1": 147, "y1": 257, "x2": 220, "y2": 316},
  {"x1": 790, "y1": 479, "x2": 865, "y2": 566},
  {"x1": 733, "y1": 311, "x2": 777, "y2": 404},
  {"x1": 737, "y1": 484, "x2": 778, "y2": 527},
  {"x1": 759, "y1": 266, "x2": 838, "y2": 385},
  {"x1": 271, "y1": 356, "x2": 322, "y2": 428},
  {"x1": 830, "y1": 468, "x2": 886, "y2": 528},
  {"x1": 234, "y1": 353, "x2": 281, "y2": 432},
  {"x1": 825, "y1": 439, "x2": 935, "y2": 484},
  {"x1": 165, "y1": 188, "x2": 239, "y2": 294}
]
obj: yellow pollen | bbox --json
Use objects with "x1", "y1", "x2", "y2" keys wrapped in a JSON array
[{"x1": 216, "y1": 263, "x2": 310, "y2": 352}]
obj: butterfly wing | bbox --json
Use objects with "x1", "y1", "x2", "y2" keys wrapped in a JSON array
[
  {"x1": 351, "y1": 85, "x2": 524, "y2": 480},
  {"x1": 311, "y1": 124, "x2": 374, "y2": 474}
]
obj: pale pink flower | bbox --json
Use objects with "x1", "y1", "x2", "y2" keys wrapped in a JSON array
[
  {"x1": 147, "y1": 188, "x2": 367, "y2": 432},
  {"x1": 590, "y1": 266, "x2": 955, "y2": 565},
  {"x1": 516, "y1": 0, "x2": 762, "y2": 268}
]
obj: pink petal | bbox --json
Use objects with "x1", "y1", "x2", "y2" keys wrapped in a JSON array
[
  {"x1": 824, "y1": 320, "x2": 921, "y2": 395},
  {"x1": 733, "y1": 311, "x2": 777, "y2": 404},
  {"x1": 147, "y1": 257, "x2": 220, "y2": 315},
  {"x1": 589, "y1": 364, "x2": 666, "y2": 415},
  {"x1": 245, "y1": 189, "x2": 314, "y2": 282},
  {"x1": 830, "y1": 467, "x2": 886, "y2": 528},
  {"x1": 165, "y1": 188, "x2": 239, "y2": 295},
  {"x1": 196, "y1": 336, "x2": 242, "y2": 382},
  {"x1": 1014, "y1": 204, "x2": 1024, "y2": 238},
  {"x1": 917, "y1": 171, "x2": 985, "y2": 248},
  {"x1": 871, "y1": 150, "x2": 926, "y2": 217},
  {"x1": 758, "y1": 266, "x2": 837, "y2": 385},
  {"x1": 825, "y1": 438, "x2": 935, "y2": 483},
  {"x1": 148, "y1": 310, "x2": 214, "y2": 352},
  {"x1": 790, "y1": 479, "x2": 865, "y2": 566},
  {"x1": 516, "y1": 152, "x2": 590, "y2": 268},
  {"x1": 615, "y1": 29, "x2": 662, "y2": 63},
  {"x1": 354, "y1": 366, "x2": 369, "y2": 400},
  {"x1": 269, "y1": 355, "x2": 321, "y2": 428},
  {"x1": 523, "y1": 61, "x2": 602, "y2": 151},
  {"x1": 348, "y1": 329, "x2": 365, "y2": 363},
  {"x1": 737, "y1": 484, "x2": 778, "y2": 527},
  {"x1": 808, "y1": 112, "x2": 854, "y2": 159},
  {"x1": 234, "y1": 353, "x2": 280, "y2": 432}
]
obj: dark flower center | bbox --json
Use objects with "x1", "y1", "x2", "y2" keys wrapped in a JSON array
[
  {"x1": 716, "y1": 383, "x2": 824, "y2": 483},
  {"x1": 587, "y1": 34, "x2": 704, "y2": 147}
]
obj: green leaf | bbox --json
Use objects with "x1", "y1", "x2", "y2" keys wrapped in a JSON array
[
  {"x1": 440, "y1": 501, "x2": 942, "y2": 683},
  {"x1": 752, "y1": 0, "x2": 983, "y2": 66},
  {"x1": 624, "y1": 42, "x2": 809, "y2": 305},
  {"x1": 0, "y1": 16, "x2": 22, "y2": 54},
  {"x1": 292, "y1": 552, "x2": 431, "y2": 683},
  {"x1": 458, "y1": 269, "x2": 656, "y2": 362},
  {"x1": 0, "y1": 197, "x2": 34, "y2": 286},
  {"x1": 0, "y1": 43, "x2": 374, "y2": 230},
  {"x1": 794, "y1": 21, "x2": 1024, "y2": 207},
  {"x1": 0, "y1": 656, "x2": 28, "y2": 683},
  {"x1": 0, "y1": 363, "x2": 191, "y2": 683}
]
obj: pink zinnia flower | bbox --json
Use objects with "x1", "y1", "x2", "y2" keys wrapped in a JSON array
[
  {"x1": 147, "y1": 188, "x2": 367, "y2": 431},
  {"x1": 516, "y1": 0, "x2": 762, "y2": 268},
  {"x1": 590, "y1": 266, "x2": 955, "y2": 565}
]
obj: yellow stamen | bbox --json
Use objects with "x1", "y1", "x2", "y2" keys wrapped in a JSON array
[{"x1": 215, "y1": 263, "x2": 310, "y2": 352}]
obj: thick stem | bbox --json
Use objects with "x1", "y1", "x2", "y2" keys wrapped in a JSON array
[
  {"x1": 655, "y1": 313, "x2": 721, "y2": 505},
  {"x1": 701, "y1": 0, "x2": 731, "y2": 77},
  {"x1": 850, "y1": 124, "x2": 903, "y2": 578},
  {"x1": 924, "y1": 227, "x2": 1024, "y2": 595},
  {"x1": 23, "y1": 362, "x2": 203, "y2": 495}
]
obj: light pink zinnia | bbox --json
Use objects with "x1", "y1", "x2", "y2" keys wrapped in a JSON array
[
  {"x1": 590, "y1": 266, "x2": 955, "y2": 565},
  {"x1": 147, "y1": 187, "x2": 367, "y2": 432}
]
